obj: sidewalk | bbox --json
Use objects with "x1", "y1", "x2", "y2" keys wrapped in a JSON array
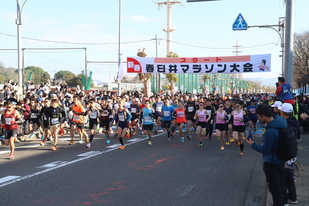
[{"x1": 265, "y1": 133, "x2": 309, "y2": 206}]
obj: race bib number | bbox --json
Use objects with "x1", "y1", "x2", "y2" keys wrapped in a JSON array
[
  {"x1": 73, "y1": 115, "x2": 80, "y2": 121},
  {"x1": 51, "y1": 118, "x2": 59, "y2": 124},
  {"x1": 131, "y1": 108, "x2": 137, "y2": 113},
  {"x1": 31, "y1": 114, "x2": 37, "y2": 119},
  {"x1": 144, "y1": 116, "x2": 152, "y2": 123},
  {"x1": 178, "y1": 111, "x2": 184, "y2": 117},
  {"x1": 89, "y1": 112, "x2": 97, "y2": 119},
  {"x1": 119, "y1": 114, "x2": 125, "y2": 122},
  {"x1": 227, "y1": 114, "x2": 231, "y2": 120},
  {"x1": 163, "y1": 111, "x2": 170, "y2": 117},
  {"x1": 156, "y1": 106, "x2": 162, "y2": 112},
  {"x1": 5, "y1": 118, "x2": 14, "y2": 125},
  {"x1": 102, "y1": 110, "x2": 108, "y2": 117},
  {"x1": 206, "y1": 110, "x2": 212, "y2": 116},
  {"x1": 188, "y1": 107, "x2": 193, "y2": 112}
]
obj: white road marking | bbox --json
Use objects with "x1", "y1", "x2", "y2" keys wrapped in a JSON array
[
  {"x1": 37, "y1": 161, "x2": 67, "y2": 168},
  {"x1": 77, "y1": 151, "x2": 101, "y2": 157},
  {"x1": 106, "y1": 144, "x2": 121, "y2": 149},
  {"x1": 176, "y1": 185, "x2": 195, "y2": 197},
  {"x1": 0, "y1": 176, "x2": 21, "y2": 184},
  {"x1": 127, "y1": 138, "x2": 140, "y2": 142},
  {"x1": 0, "y1": 134, "x2": 160, "y2": 188}
]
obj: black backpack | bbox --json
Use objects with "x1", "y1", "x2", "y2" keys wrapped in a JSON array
[{"x1": 275, "y1": 119, "x2": 299, "y2": 161}]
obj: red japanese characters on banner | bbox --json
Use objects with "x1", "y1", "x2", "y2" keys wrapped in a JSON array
[{"x1": 127, "y1": 54, "x2": 271, "y2": 74}]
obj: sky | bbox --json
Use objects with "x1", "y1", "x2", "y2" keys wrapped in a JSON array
[{"x1": 0, "y1": 0, "x2": 308, "y2": 85}]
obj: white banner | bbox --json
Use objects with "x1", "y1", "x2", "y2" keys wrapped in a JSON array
[{"x1": 127, "y1": 54, "x2": 271, "y2": 74}]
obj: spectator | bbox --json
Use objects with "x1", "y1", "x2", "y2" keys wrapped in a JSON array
[
  {"x1": 275, "y1": 77, "x2": 295, "y2": 105},
  {"x1": 246, "y1": 104, "x2": 288, "y2": 206}
]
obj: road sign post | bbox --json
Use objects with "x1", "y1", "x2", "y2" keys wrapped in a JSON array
[{"x1": 232, "y1": 13, "x2": 248, "y2": 31}]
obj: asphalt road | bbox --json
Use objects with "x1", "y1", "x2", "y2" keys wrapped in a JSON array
[{"x1": 0, "y1": 129, "x2": 266, "y2": 206}]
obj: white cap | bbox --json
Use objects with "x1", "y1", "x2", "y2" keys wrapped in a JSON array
[
  {"x1": 278, "y1": 103, "x2": 293, "y2": 113},
  {"x1": 271, "y1": 101, "x2": 282, "y2": 108}
]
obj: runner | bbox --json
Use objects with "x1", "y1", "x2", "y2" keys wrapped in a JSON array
[
  {"x1": 1, "y1": 100, "x2": 22, "y2": 159},
  {"x1": 28, "y1": 99, "x2": 44, "y2": 139},
  {"x1": 215, "y1": 103, "x2": 228, "y2": 151},
  {"x1": 112, "y1": 100, "x2": 132, "y2": 149},
  {"x1": 141, "y1": 100, "x2": 154, "y2": 145},
  {"x1": 99, "y1": 98, "x2": 113, "y2": 144},
  {"x1": 194, "y1": 102, "x2": 210, "y2": 147},
  {"x1": 204, "y1": 99, "x2": 216, "y2": 140},
  {"x1": 174, "y1": 101, "x2": 187, "y2": 142},
  {"x1": 247, "y1": 99, "x2": 258, "y2": 133},
  {"x1": 185, "y1": 95, "x2": 197, "y2": 139},
  {"x1": 152, "y1": 96, "x2": 163, "y2": 134},
  {"x1": 45, "y1": 99, "x2": 66, "y2": 151},
  {"x1": 224, "y1": 99, "x2": 234, "y2": 144},
  {"x1": 231, "y1": 101, "x2": 248, "y2": 156},
  {"x1": 171, "y1": 98, "x2": 179, "y2": 136},
  {"x1": 69, "y1": 95, "x2": 89, "y2": 145},
  {"x1": 161, "y1": 99, "x2": 175, "y2": 141},
  {"x1": 86, "y1": 98, "x2": 100, "y2": 148},
  {"x1": 40, "y1": 99, "x2": 52, "y2": 146},
  {"x1": 129, "y1": 98, "x2": 140, "y2": 135}
]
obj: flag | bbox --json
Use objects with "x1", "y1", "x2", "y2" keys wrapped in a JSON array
[{"x1": 117, "y1": 60, "x2": 125, "y2": 82}]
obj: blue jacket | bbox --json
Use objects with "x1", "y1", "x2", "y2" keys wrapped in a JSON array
[
  {"x1": 251, "y1": 116, "x2": 287, "y2": 164},
  {"x1": 280, "y1": 83, "x2": 294, "y2": 101}
]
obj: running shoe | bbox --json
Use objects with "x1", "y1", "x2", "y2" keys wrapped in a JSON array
[
  {"x1": 40, "y1": 141, "x2": 45, "y2": 146},
  {"x1": 226, "y1": 140, "x2": 230, "y2": 145},
  {"x1": 167, "y1": 138, "x2": 170, "y2": 141},
  {"x1": 119, "y1": 145, "x2": 125, "y2": 149},
  {"x1": 171, "y1": 133, "x2": 175, "y2": 137},
  {"x1": 253, "y1": 127, "x2": 256, "y2": 133},
  {"x1": 230, "y1": 138, "x2": 234, "y2": 142},
  {"x1": 154, "y1": 130, "x2": 158, "y2": 135},
  {"x1": 146, "y1": 136, "x2": 149, "y2": 139},
  {"x1": 9, "y1": 153, "x2": 14, "y2": 160},
  {"x1": 86, "y1": 143, "x2": 91, "y2": 148},
  {"x1": 28, "y1": 133, "x2": 35, "y2": 139},
  {"x1": 239, "y1": 152, "x2": 244, "y2": 156},
  {"x1": 41, "y1": 134, "x2": 45, "y2": 140},
  {"x1": 220, "y1": 146, "x2": 224, "y2": 151},
  {"x1": 235, "y1": 141, "x2": 240, "y2": 146},
  {"x1": 217, "y1": 136, "x2": 220, "y2": 140},
  {"x1": 106, "y1": 139, "x2": 110, "y2": 144},
  {"x1": 187, "y1": 135, "x2": 192, "y2": 139},
  {"x1": 51, "y1": 146, "x2": 57, "y2": 151},
  {"x1": 289, "y1": 199, "x2": 298, "y2": 204},
  {"x1": 180, "y1": 137, "x2": 184, "y2": 143},
  {"x1": 198, "y1": 143, "x2": 203, "y2": 147},
  {"x1": 148, "y1": 140, "x2": 152, "y2": 146},
  {"x1": 79, "y1": 140, "x2": 83, "y2": 144},
  {"x1": 69, "y1": 140, "x2": 74, "y2": 145},
  {"x1": 132, "y1": 131, "x2": 137, "y2": 135}
]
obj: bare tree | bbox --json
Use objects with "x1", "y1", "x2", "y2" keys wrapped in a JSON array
[
  {"x1": 293, "y1": 30, "x2": 309, "y2": 88},
  {"x1": 137, "y1": 48, "x2": 152, "y2": 97}
]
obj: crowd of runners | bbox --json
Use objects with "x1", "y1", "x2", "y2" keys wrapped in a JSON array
[{"x1": 0, "y1": 79, "x2": 308, "y2": 162}]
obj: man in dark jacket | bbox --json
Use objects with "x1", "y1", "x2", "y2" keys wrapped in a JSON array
[
  {"x1": 278, "y1": 103, "x2": 299, "y2": 204},
  {"x1": 246, "y1": 104, "x2": 288, "y2": 206}
]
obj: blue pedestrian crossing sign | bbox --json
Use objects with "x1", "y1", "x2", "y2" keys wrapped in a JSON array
[{"x1": 232, "y1": 13, "x2": 248, "y2": 30}]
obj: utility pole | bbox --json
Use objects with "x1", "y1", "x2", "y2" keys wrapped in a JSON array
[
  {"x1": 117, "y1": 0, "x2": 122, "y2": 95},
  {"x1": 232, "y1": 39, "x2": 242, "y2": 79},
  {"x1": 155, "y1": 0, "x2": 181, "y2": 55},
  {"x1": 16, "y1": 0, "x2": 23, "y2": 94},
  {"x1": 284, "y1": 0, "x2": 294, "y2": 85}
]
